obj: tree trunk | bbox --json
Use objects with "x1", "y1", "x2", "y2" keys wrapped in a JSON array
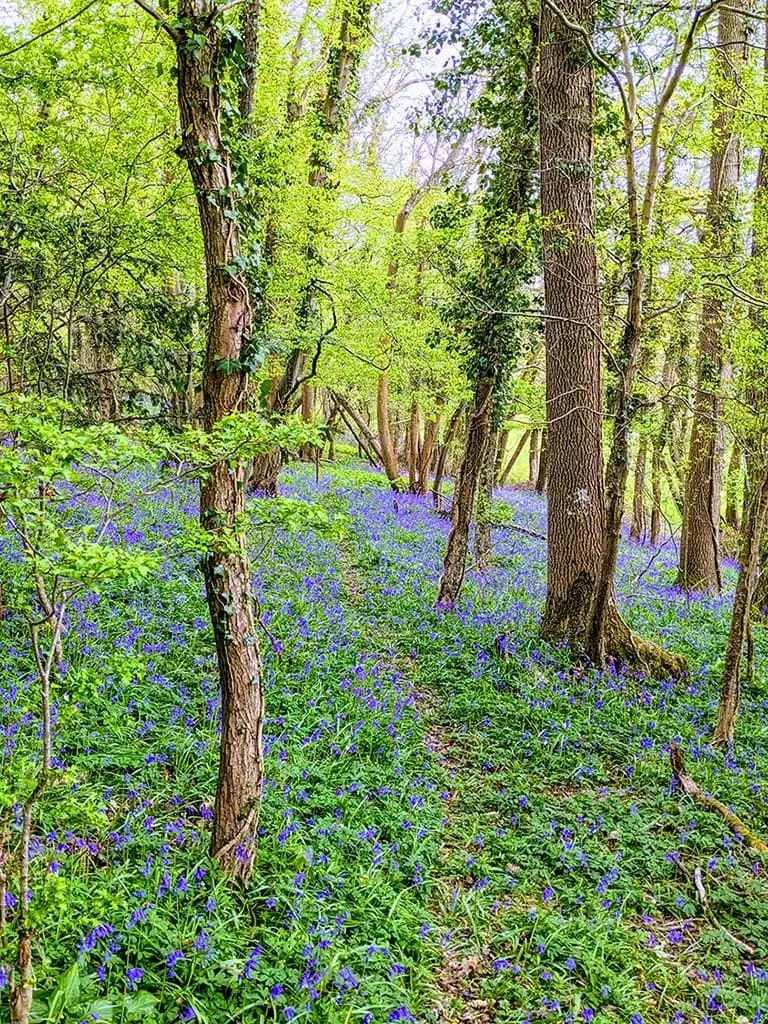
[
  {"x1": 713, "y1": 462, "x2": 768, "y2": 744},
  {"x1": 417, "y1": 413, "x2": 440, "y2": 496},
  {"x1": 493, "y1": 428, "x2": 509, "y2": 481},
  {"x1": 537, "y1": 0, "x2": 611, "y2": 647},
  {"x1": 534, "y1": 428, "x2": 548, "y2": 493},
  {"x1": 528, "y1": 427, "x2": 540, "y2": 484},
  {"x1": 174, "y1": 1, "x2": 264, "y2": 881},
  {"x1": 475, "y1": 425, "x2": 497, "y2": 570},
  {"x1": 432, "y1": 401, "x2": 465, "y2": 509},
  {"x1": 650, "y1": 436, "x2": 663, "y2": 546},
  {"x1": 377, "y1": 374, "x2": 401, "y2": 484},
  {"x1": 437, "y1": 378, "x2": 494, "y2": 605},
  {"x1": 499, "y1": 430, "x2": 530, "y2": 486},
  {"x1": 725, "y1": 445, "x2": 742, "y2": 532},
  {"x1": 408, "y1": 400, "x2": 420, "y2": 490},
  {"x1": 299, "y1": 382, "x2": 315, "y2": 461},
  {"x1": 679, "y1": 1, "x2": 748, "y2": 592},
  {"x1": 630, "y1": 436, "x2": 648, "y2": 541}
]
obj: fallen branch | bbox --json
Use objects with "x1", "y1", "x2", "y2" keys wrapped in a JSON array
[{"x1": 670, "y1": 744, "x2": 768, "y2": 853}]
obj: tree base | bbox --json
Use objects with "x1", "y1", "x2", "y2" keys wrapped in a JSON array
[{"x1": 603, "y1": 605, "x2": 687, "y2": 680}]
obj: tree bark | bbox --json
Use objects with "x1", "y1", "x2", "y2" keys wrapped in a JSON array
[
  {"x1": 725, "y1": 445, "x2": 742, "y2": 532},
  {"x1": 408, "y1": 400, "x2": 420, "y2": 490},
  {"x1": 679, "y1": 1, "x2": 748, "y2": 592},
  {"x1": 493, "y1": 428, "x2": 509, "y2": 482},
  {"x1": 416, "y1": 412, "x2": 440, "y2": 496},
  {"x1": 528, "y1": 427, "x2": 540, "y2": 484},
  {"x1": 432, "y1": 401, "x2": 465, "y2": 509},
  {"x1": 650, "y1": 436, "x2": 663, "y2": 546},
  {"x1": 534, "y1": 428, "x2": 548, "y2": 493},
  {"x1": 713, "y1": 463, "x2": 768, "y2": 744},
  {"x1": 630, "y1": 436, "x2": 648, "y2": 541},
  {"x1": 499, "y1": 429, "x2": 530, "y2": 487},
  {"x1": 437, "y1": 377, "x2": 494, "y2": 605},
  {"x1": 174, "y1": 1, "x2": 264, "y2": 881}
]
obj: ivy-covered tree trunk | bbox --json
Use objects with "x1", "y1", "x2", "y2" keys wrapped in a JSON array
[
  {"x1": 174, "y1": 1, "x2": 264, "y2": 882},
  {"x1": 679, "y1": 1, "x2": 748, "y2": 592}
]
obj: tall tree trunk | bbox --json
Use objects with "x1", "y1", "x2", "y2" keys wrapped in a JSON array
[
  {"x1": 432, "y1": 401, "x2": 465, "y2": 509},
  {"x1": 377, "y1": 373, "x2": 401, "y2": 484},
  {"x1": 528, "y1": 427, "x2": 540, "y2": 484},
  {"x1": 713, "y1": 463, "x2": 768, "y2": 744},
  {"x1": 725, "y1": 446, "x2": 742, "y2": 532},
  {"x1": 417, "y1": 413, "x2": 440, "y2": 496},
  {"x1": 170, "y1": 1, "x2": 264, "y2": 882},
  {"x1": 650, "y1": 436, "x2": 663, "y2": 546},
  {"x1": 499, "y1": 429, "x2": 530, "y2": 487},
  {"x1": 679, "y1": 1, "x2": 748, "y2": 592},
  {"x1": 534, "y1": 428, "x2": 548, "y2": 493},
  {"x1": 299, "y1": 382, "x2": 315, "y2": 461},
  {"x1": 475, "y1": 425, "x2": 497, "y2": 570},
  {"x1": 493, "y1": 428, "x2": 509, "y2": 481},
  {"x1": 437, "y1": 378, "x2": 494, "y2": 605},
  {"x1": 630, "y1": 436, "x2": 648, "y2": 541},
  {"x1": 408, "y1": 400, "x2": 420, "y2": 490}
]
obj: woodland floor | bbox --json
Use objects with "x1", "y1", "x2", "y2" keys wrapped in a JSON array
[{"x1": 1, "y1": 462, "x2": 767, "y2": 1024}]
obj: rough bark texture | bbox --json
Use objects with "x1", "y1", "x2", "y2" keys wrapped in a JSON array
[
  {"x1": 538, "y1": 0, "x2": 605, "y2": 646},
  {"x1": 714, "y1": 464, "x2": 768, "y2": 744},
  {"x1": 630, "y1": 436, "x2": 648, "y2": 541},
  {"x1": 176, "y1": 1, "x2": 264, "y2": 881},
  {"x1": 436, "y1": 378, "x2": 494, "y2": 606},
  {"x1": 679, "y1": 2, "x2": 748, "y2": 592}
]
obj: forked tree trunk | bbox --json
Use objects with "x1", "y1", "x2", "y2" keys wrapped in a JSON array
[
  {"x1": 475, "y1": 426, "x2": 497, "y2": 570},
  {"x1": 679, "y1": 1, "x2": 748, "y2": 592},
  {"x1": 437, "y1": 378, "x2": 494, "y2": 605},
  {"x1": 417, "y1": 413, "x2": 440, "y2": 496},
  {"x1": 173, "y1": 1, "x2": 264, "y2": 881},
  {"x1": 713, "y1": 462, "x2": 768, "y2": 744},
  {"x1": 432, "y1": 402, "x2": 465, "y2": 510},
  {"x1": 630, "y1": 436, "x2": 648, "y2": 541},
  {"x1": 499, "y1": 430, "x2": 530, "y2": 486},
  {"x1": 528, "y1": 427, "x2": 540, "y2": 484}
]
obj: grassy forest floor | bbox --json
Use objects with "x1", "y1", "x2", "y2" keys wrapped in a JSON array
[{"x1": 2, "y1": 462, "x2": 767, "y2": 1024}]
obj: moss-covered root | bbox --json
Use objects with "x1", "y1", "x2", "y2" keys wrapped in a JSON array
[
  {"x1": 670, "y1": 744, "x2": 768, "y2": 854},
  {"x1": 604, "y1": 606, "x2": 688, "y2": 681}
]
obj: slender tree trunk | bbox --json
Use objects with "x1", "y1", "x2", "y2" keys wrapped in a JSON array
[
  {"x1": 499, "y1": 430, "x2": 530, "y2": 487},
  {"x1": 493, "y1": 428, "x2": 509, "y2": 481},
  {"x1": 475, "y1": 425, "x2": 497, "y2": 570},
  {"x1": 630, "y1": 436, "x2": 648, "y2": 541},
  {"x1": 408, "y1": 400, "x2": 420, "y2": 490},
  {"x1": 417, "y1": 413, "x2": 440, "y2": 496},
  {"x1": 651, "y1": 437, "x2": 663, "y2": 546},
  {"x1": 534, "y1": 429, "x2": 548, "y2": 493},
  {"x1": 174, "y1": 2, "x2": 264, "y2": 881},
  {"x1": 432, "y1": 401, "x2": 465, "y2": 509},
  {"x1": 437, "y1": 378, "x2": 494, "y2": 605},
  {"x1": 725, "y1": 446, "x2": 742, "y2": 531},
  {"x1": 713, "y1": 463, "x2": 768, "y2": 743},
  {"x1": 299, "y1": 382, "x2": 315, "y2": 461},
  {"x1": 377, "y1": 373, "x2": 401, "y2": 484},
  {"x1": 679, "y1": 1, "x2": 748, "y2": 592},
  {"x1": 528, "y1": 427, "x2": 540, "y2": 484}
]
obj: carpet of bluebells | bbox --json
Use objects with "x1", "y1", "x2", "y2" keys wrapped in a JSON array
[{"x1": 1, "y1": 462, "x2": 767, "y2": 1024}]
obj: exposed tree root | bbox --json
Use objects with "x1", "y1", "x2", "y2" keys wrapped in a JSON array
[
  {"x1": 670, "y1": 744, "x2": 768, "y2": 853},
  {"x1": 604, "y1": 605, "x2": 688, "y2": 681}
]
